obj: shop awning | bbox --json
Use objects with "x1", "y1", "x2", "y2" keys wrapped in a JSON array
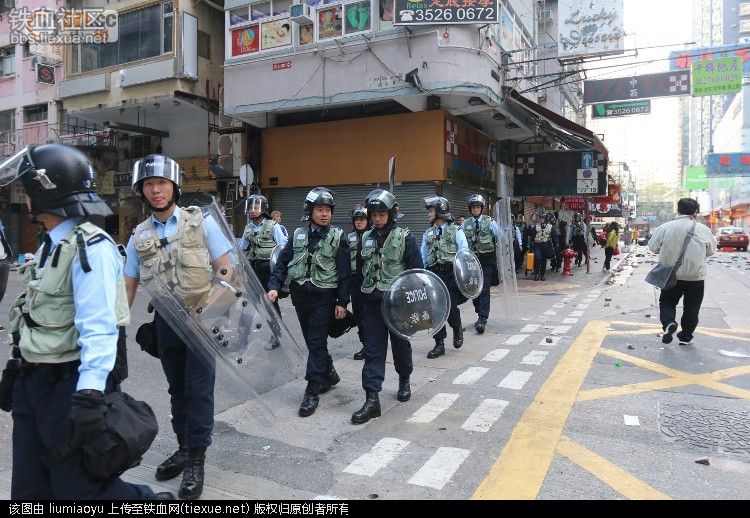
[{"x1": 503, "y1": 88, "x2": 608, "y2": 160}]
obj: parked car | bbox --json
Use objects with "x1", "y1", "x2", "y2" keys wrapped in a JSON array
[{"x1": 716, "y1": 227, "x2": 749, "y2": 251}]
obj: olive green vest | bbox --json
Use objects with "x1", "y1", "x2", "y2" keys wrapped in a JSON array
[
  {"x1": 8, "y1": 222, "x2": 129, "y2": 364},
  {"x1": 425, "y1": 224, "x2": 458, "y2": 266},
  {"x1": 361, "y1": 227, "x2": 408, "y2": 293},
  {"x1": 133, "y1": 206, "x2": 213, "y2": 309},
  {"x1": 242, "y1": 218, "x2": 277, "y2": 261},
  {"x1": 463, "y1": 215, "x2": 495, "y2": 254},
  {"x1": 287, "y1": 226, "x2": 342, "y2": 289},
  {"x1": 348, "y1": 231, "x2": 360, "y2": 272}
]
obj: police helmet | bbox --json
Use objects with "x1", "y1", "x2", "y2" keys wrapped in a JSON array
[
  {"x1": 0, "y1": 144, "x2": 112, "y2": 218},
  {"x1": 132, "y1": 154, "x2": 182, "y2": 202},
  {"x1": 246, "y1": 194, "x2": 271, "y2": 219},
  {"x1": 467, "y1": 194, "x2": 486, "y2": 210},
  {"x1": 351, "y1": 203, "x2": 368, "y2": 221},
  {"x1": 301, "y1": 187, "x2": 335, "y2": 221},
  {"x1": 423, "y1": 195, "x2": 453, "y2": 222}
]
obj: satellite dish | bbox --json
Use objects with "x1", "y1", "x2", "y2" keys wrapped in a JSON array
[{"x1": 239, "y1": 164, "x2": 254, "y2": 186}]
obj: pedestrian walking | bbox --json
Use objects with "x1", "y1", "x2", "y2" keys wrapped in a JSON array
[
  {"x1": 348, "y1": 203, "x2": 370, "y2": 361},
  {"x1": 267, "y1": 187, "x2": 351, "y2": 417},
  {"x1": 461, "y1": 194, "x2": 499, "y2": 334},
  {"x1": 531, "y1": 213, "x2": 553, "y2": 281},
  {"x1": 0, "y1": 144, "x2": 171, "y2": 500},
  {"x1": 568, "y1": 213, "x2": 588, "y2": 267},
  {"x1": 648, "y1": 198, "x2": 716, "y2": 345},
  {"x1": 422, "y1": 196, "x2": 468, "y2": 358},
  {"x1": 351, "y1": 189, "x2": 422, "y2": 424},
  {"x1": 125, "y1": 154, "x2": 234, "y2": 499},
  {"x1": 603, "y1": 222, "x2": 619, "y2": 272}
]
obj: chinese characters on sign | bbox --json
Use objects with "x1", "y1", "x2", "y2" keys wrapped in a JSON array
[
  {"x1": 691, "y1": 56, "x2": 742, "y2": 97},
  {"x1": 583, "y1": 71, "x2": 690, "y2": 104},
  {"x1": 7, "y1": 7, "x2": 118, "y2": 44},
  {"x1": 557, "y1": 0, "x2": 625, "y2": 59},
  {"x1": 705, "y1": 153, "x2": 750, "y2": 178},
  {"x1": 394, "y1": 0, "x2": 500, "y2": 26}
]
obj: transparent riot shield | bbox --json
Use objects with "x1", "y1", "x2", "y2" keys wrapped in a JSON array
[
  {"x1": 493, "y1": 199, "x2": 519, "y2": 319},
  {"x1": 269, "y1": 244, "x2": 283, "y2": 272},
  {"x1": 141, "y1": 199, "x2": 305, "y2": 426},
  {"x1": 381, "y1": 269, "x2": 450, "y2": 340},
  {"x1": 453, "y1": 249, "x2": 484, "y2": 299}
]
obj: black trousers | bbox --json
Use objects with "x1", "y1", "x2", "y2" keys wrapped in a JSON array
[
  {"x1": 433, "y1": 267, "x2": 466, "y2": 341},
  {"x1": 290, "y1": 282, "x2": 335, "y2": 383},
  {"x1": 572, "y1": 236, "x2": 587, "y2": 265},
  {"x1": 252, "y1": 260, "x2": 281, "y2": 315},
  {"x1": 0, "y1": 259, "x2": 9, "y2": 304},
  {"x1": 472, "y1": 254, "x2": 495, "y2": 319},
  {"x1": 361, "y1": 298, "x2": 412, "y2": 392},
  {"x1": 154, "y1": 311, "x2": 216, "y2": 449},
  {"x1": 11, "y1": 365, "x2": 153, "y2": 499},
  {"x1": 659, "y1": 280, "x2": 705, "y2": 341},
  {"x1": 604, "y1": 246, "x2": 614, "y2": 270},
  {"x1": 533, "y1": 243, "x2": 548, "y2": 275}
]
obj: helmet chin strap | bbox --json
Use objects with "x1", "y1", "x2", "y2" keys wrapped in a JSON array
[{"x1": 147, "y1": 196, "x2": 175, "y2": 213}]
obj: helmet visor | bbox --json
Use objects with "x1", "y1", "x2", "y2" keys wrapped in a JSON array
[
  {"x1": 423, "y1": 196, "x2": 440, "y2": 210},
  {"x1": 0, "y1": 146, "x2": 34, "y2": 187},
  {"x1": 245, "y1": 197, "x2": 265, "y2": 214},
  {"x1": 132, "y1": 155, "x2": 182, "y2": 188}
]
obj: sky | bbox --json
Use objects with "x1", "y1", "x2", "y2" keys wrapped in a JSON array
[{"x1": 586, "y1": 0, "x2": 694, "y2": 188}]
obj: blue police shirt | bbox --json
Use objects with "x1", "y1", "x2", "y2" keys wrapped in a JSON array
[
  {"x1": 238, "y1": 219, "x2": 288, "y2": 251},
  {"x1": 124, "y1": 207, "x2": 233, "y2": 279},
  {"x1": 420, "y1": 222, "x2": 468, "y2": 267},
  {"x1": 40, "y1": 218, "x2": 122, "y2": 392}
]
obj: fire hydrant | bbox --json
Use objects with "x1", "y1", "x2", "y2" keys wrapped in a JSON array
[{"x1": 561, "y1": 248, "x2": 578, "y2": 277}]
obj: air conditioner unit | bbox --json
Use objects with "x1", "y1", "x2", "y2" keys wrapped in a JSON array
[{"x1": 290, "y1": 3, "x2": 313, "y2": 24}]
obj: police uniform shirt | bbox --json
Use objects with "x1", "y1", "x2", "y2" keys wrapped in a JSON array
[
  {"x1": 38, "y1": 218, "x2": 123, "y2": 392},
  {"x1": 239, "y1": 219, "x2": 288, "y2": 251},
  {"x1": 124, "y1": 207, "x2": 234, "y2": 279},
  {"x1": 420, "y1": 222, "x2": 469, "y2": 267}
]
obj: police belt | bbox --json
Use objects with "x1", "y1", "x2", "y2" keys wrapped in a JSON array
[{"x1": 20, "y1": 358, "x2": 80, "y2": 380}]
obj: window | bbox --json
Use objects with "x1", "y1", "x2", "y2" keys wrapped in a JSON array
[
  {"x1": 71, "y1": 2, "x2": 174, "y2": 74},
  {"x1": 1, "y1": 46, "x2": 15, "y2": 77},
  {"x1": 740, "y1": 18, "x2": 750, "y2": 33},
  {"x1": 198, "y1": 30, "x2": 211, "y2": 59},
  {"x1": 741, "y1": 2, "x2": 750, "y2": 16},
  {"x1": 24, "y1": 104, "x2": 48, "y2": 124},
  {"x1": 316, "y1": 1, "x2": 371, "y2": 41},
  {"x1": 228, "y1": 0, "x2": 292, "y2": 56},
  {"x1": 229, "y1": 7, "x2": 250, "y2": 25},
  {"x1": 0, "y1": 110, "x2": 15, "y2": 143}
]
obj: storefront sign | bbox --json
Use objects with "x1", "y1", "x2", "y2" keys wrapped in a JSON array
[
  {"x1": 272, "y1": 61, "x2": 292, "y2": 71},
  {"x1": 589, "y1": 201, "x2": 622, "y2": 217},
  {"x1": 444, "y1": 116, "x2": 496, "y2": 190},
  {"x1": 180, "y1": 157, "x2": 218, "y2": 192},
  {"x1": 592, "y1": 184, "x2": 621, "y2": 204},
  {"x1": 231, "y1": 25, "x2": 259, "y2": 57},
  {"x1": 691, "y1": 56, "x2": 742, "y2": 97},
  {"x1": 592, "y1": 100, "x2": 651, "y2": 118},
  {"x1": 584, "y1": 71, "x2": 690, "y2": 104},
  {"x1": 558, "y1": 0, "x2": 625, "y2": 60},
  {"x1": 10, "y1": 182, "x2": 27, "y2": 204},
  {"x1": 670, "y1": 43, "x2": 750, "y2": 76},
  {"x1": 564, "y1": 196, "x2": 586, "y2": 211},
  {"x1": 683, "y1": 166, "x2": 708, "y2": 190},
  {"x1": 514, "y1": 150, "x2": 607, "y2": 196},
  {"x1": 394, "y1": 0, "x2": 499, "y2": 26},
  {"x1": 705, "y1": 152, "x2": 750, "y2": 177}
]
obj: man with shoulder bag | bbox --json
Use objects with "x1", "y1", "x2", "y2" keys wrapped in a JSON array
[{"x1": 647, "y1": 198, "x2": 716, "y2": 346}]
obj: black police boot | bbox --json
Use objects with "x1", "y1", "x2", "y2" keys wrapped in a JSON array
[
  {"x1": 453, "y1": 326, "x2": 464, "y2": 348},
  {"x1": 298, "y1": 382, "x2": 322, "y2": 417},
  {"x1": 397, "y1": 376, "x2": 411, "y2": 402},
  {"x1": 351, "y1": 391, "x2": 381, "y2": 424},
  {"x1": 353, "y1": 348, "x2": 365, "y2": 360},
  {"x1": 475, "y1": 317, "x2": 487, "y2": 335},
  {"x1": 155, "y1": 440, "x2": 187, "y2": 481},
  {"x1": 178, "y1": 447, "x2": 206, "y2": 500},
  {"x1": 319, "y1": 363, "x2": 340, "y2": 394},
  {"x1": 427, "y1": 340, "x2": 445, "y2": 359}
]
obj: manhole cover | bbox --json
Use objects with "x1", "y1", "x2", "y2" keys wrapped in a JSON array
[{"x1": 659, "y1": 404, "x2": 750, "y2": 456}]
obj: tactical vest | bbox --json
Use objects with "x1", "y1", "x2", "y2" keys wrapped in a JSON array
[
  {"x1": 287, "y1": 226, "x2": 342, "y2": 289},
  {"x1": 361, "y1": 227, "x2": 408, "y2": 293},
  {"x1": 242, "y1": 218, "x2": 277, "y2": 261},
  {"x1": 8, "y1": 222, "x2": 129, "y2": 364},
  {"x1": 348, "y1": 231, "x2": 361, "y2": 272},
  {"x1": 425, "y1": 224, "x2": 458, "y2": 266},
  {"x1": 572, "y1": 222, "x2": 585, "y2": 237},
  {"x1": 132, "y1": 207, "x2": 213, "y2": 309},
  {"x1": 462, "y1": 216, "x2": 495, "y2": 254}
]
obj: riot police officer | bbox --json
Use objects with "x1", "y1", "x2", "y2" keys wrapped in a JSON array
[
  {"x1": 125, "y1": 154, "x2": 234, "y2": 500},
  {"x1": 0, "y1": 144, "x2": 171, "y2": 499},
  {"x1": 352, "y1": 189, "x2": 422, "y2": 425},
  {"x1": 267, "y1": 187, "x2": 351, "y2": 417},
  {"x1": 348, "y1": 204, "x2": 370, "y2": 361},
  {"x1": 462, "y1": 194, "x2": 499, "y2": 334},
  {"x1": 421, "y1": 196, "x2": 469, "y2": 358}
]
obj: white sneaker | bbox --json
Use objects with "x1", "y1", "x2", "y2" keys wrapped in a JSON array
[{"x1": 678, "y1": 339, "x2": 694, "y2": 345}]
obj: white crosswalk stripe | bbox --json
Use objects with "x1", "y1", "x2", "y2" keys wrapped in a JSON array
[
  {"x1": 521, "y1": 350, "x2": 548, "y2": 365},
  {"x1": 550, "y1": 325, "x2": 571, "y2": 335},
  {"x1": 453, "y1": 367, "x2": 489, "y2": 385},
  {"x1": 543, "y1": 310, "x2": 557, "y2": 315},
  {"x1": 407, "y1": 393, "x2": 460, "y2": 424},
  {"x1": 482, "y1": 348, "x2": 510, "y2": 362},
  {"x1": 461, "y1": 399, "x2": 509, "y2": 432},
  {"x1": 407, "y1": 447, "x2": 471, "y2": 489},
  {"x1": 343, "y1": 438, "x2": 410, "y2": 476},
  {"x1": 497, "y1": 370, "x2": 533, "y2": 390},
  {"x1": 570, "y1": 311, "x2": 584, "y2": 317},
  {"x1": 562, "y1": 318, "x2": 578, "y2": 324},
  {"x1": 520, "y1": 324, "x2": 540, "y2": 333},
  {"x1": 504, "y1": 334, "x2": 528, "y2": 345}
]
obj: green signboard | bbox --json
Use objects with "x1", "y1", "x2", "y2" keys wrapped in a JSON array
[
  {"x1": 683, "y1": 165, "x2": 708, "y2": 190},
  {"x1": 592, "y1": 100, "x2": 651, "y2": 118},
  {"x1": 691, "y1": 56, "x2": 742, "y2": 97}
]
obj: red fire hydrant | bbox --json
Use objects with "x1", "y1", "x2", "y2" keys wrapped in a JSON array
[{"x1": 561, "y1": 248, "x2": 578, "y2": 277}]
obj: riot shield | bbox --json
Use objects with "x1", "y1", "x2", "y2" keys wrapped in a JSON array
[
  {"x1": 141, "y1": 199, "x2": 305, "y2": 426},
  {"x1": 381, "y1": 269, "x2": 450, "y2": 340},
  {"x1": 269, "y1": 244, "x2": 283, "y2": 272},
  {"x1": 453, "y1": 249, "x2": 484, "y2": 299},
  {"x1": 493, "y1": 199, "x2": 519, "y2": 319}
]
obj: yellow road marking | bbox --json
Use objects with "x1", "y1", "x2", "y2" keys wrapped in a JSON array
[
  {"x1": 578, "y1": 378, "x2": 689, "y2": 402},
  {"x1": 556, "y1": 436, "x2": 671, "y2": 500},
  {"x1": 472, "y1": 321, "x2": 609, "y2": 500},
  {"x1": 599, "y1": 348, "x2": 692, "y2": 378}
]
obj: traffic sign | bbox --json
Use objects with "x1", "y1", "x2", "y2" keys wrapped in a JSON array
[
  {"x1": 592, "y1": 100, "x2": 651, "y2": 118},
  {"x1": 514, "y1": 150, "x2": 607, "y2": 196}
]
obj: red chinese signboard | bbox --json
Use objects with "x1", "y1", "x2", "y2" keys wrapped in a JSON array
[
  {"x1": 564, "y1": 196, "x2": 586, "y2": 211},
  {"x1": 231, "y1": 25, "x2": 259, "y2": 57},
  {"x1": 272, "y1": 61, "x2": 292, "y2": 71}
]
